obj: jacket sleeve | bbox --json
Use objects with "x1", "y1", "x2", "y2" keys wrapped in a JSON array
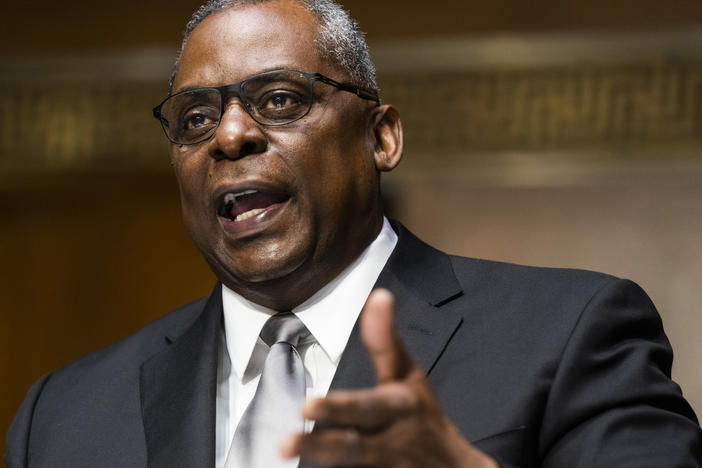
[
  {"x1": 4, "y1": 373, "x2": 52, "y2": 468},
  {"x1": 540, "y1": 278, "x2": 702, "y2": 467}
]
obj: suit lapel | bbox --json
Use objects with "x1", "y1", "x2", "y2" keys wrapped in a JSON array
[
  {"x1": 329, "y1": 222, "x2": 464, "y2": 391},
  {"x1": 140, "y1": 284, "x2": 222, "y2": 468}
]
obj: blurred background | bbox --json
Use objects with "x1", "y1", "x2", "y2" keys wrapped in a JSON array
[{"x1": 2, "y1": 0, "x2": 702, "y2": 455}]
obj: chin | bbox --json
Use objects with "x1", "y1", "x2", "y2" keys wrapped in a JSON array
[{"x1": 209, "y1": 240, "x2": 313, "y2": 286}]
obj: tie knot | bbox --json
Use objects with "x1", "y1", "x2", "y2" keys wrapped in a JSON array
[{"x1": 260, "y1": 312, "x2": 312, "y2": 348}]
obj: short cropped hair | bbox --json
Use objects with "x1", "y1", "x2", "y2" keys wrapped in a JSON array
[{"x1": 169, "y1": 0, "x2": 378, "y2": 92}]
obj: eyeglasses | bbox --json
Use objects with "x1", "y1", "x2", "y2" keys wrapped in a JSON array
[{"x1": 152, "y1": 69, "x2": 380, "y2": 146}]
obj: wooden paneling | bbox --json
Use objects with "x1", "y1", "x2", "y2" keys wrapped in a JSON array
[{"x1": 3, "y1": 0, "x2": 702, "y2": 52}]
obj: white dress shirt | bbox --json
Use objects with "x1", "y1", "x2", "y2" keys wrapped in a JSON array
[{"x1": 215, "y1": 218, "x2": 398, "y2": 468}]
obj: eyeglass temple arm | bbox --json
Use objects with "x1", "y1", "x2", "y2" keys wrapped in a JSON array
[{"x1": 314, "y1": 74, "x2": 381, "y2": 105}]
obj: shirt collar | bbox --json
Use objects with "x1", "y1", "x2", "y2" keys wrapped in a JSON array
[{"x1": 222, "y1": 217, "x2": 398, "y2": 382}]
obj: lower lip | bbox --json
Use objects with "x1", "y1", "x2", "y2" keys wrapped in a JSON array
[{"x1": 218, "y1": 198, "x2": 290, "y2": 236}]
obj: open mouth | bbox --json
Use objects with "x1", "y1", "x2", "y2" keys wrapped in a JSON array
[{"x1": 216, "y1": 189, "x2": 291, "y2": 222}]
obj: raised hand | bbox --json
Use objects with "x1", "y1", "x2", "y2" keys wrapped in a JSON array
[{"x1": 282, "y1": 289, "x2": 497, "y2": 468}]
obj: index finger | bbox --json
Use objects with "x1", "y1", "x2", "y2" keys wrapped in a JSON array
[{"x1": 303, "y1": 382, "x2": 418, "y2": 430}]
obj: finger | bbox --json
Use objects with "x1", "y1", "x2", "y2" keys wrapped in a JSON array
[
  {"x1": 285, "y1": 428, "x2": 378, "y2": 467},
  {"x1": 303, "y1": 383, "x2": 417, "y2": 430},
  {"x1": 280, "y1": 432, "x2": 302, "y2": 459},
  {"x1": 360, "y1": 288, "x2": 414, "y2": 383}
]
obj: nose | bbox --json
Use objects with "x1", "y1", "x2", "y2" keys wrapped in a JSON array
[{"x1": 209, "y1": 101, "x2": 267, "y2": 161}]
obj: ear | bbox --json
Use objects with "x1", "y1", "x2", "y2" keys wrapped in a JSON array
[{"x1": 370, "y1": 105, "x2": 403, "y2": 172}]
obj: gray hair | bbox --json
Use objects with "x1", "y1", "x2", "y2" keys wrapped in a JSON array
[{"x1": 169, "y1": 0, "x2": 377, "y2": 92}]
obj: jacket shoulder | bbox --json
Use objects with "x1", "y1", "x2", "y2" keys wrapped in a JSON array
[
  {"x1": 59, "y1": 294, "x2": 210, "y2": 375},
  {"x1": 448, "y1": 255, "x2": 620, "y2": 290},
  {"x1": 448, "y1": 254, "x2": 618, "y2": 300},
  {"x1": 5, "y1": 293, "x2": 213, "y2": 467}
]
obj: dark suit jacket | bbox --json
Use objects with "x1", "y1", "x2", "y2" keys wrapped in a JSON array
[{"x1": 6, "y1": 223, "x2": 702, "y2": 467}]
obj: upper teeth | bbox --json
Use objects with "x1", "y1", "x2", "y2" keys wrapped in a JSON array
[{"x1": 224, "y1": 190, "x2": 258, "y2": 204}]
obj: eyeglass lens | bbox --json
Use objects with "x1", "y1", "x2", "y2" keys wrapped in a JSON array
[{"x1": 160, "y1": 70, "x2": 315, "y2": 145}]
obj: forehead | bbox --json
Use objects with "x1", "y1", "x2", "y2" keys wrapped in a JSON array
[{"x1": 173, "y1": 0, "x2": 330, "y2": 91}]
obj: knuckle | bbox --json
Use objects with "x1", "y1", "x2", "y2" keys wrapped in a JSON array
[
  {"x1": 342, "y1": 429, "x2": 363, "y2": 465},
  {"x1": 393, "y1": 383, "x2": 421, "y2": 411}
]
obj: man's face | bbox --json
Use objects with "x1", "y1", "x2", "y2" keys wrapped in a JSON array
[{"x1": 170, "y1": 0, "x2": 385, "y2": 309}]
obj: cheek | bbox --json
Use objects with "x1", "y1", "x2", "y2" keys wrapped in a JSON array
[
  {"x1": 172, "y1": 153, "x2": 212, "y2": 224},
  {"x1": 173, "y1": 147, "x2": 207, "y2": 188},
  {"x1": 305, "y1": 137, "x2": 377, "y2": 223}
]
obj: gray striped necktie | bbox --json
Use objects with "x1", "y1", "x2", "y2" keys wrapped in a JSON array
[{"x1": 225, "y1": 312, "x2": 312, "y2": 468}]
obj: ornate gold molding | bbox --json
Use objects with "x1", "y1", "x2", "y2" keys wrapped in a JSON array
[
  {"x1": 381, "y1": 60, "x2": 702, "y2": 155},
  {"x1": 2, "y1": 29, "x2": 702, "y2": 174}
]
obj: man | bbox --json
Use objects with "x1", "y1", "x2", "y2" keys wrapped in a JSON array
[{"x1": 6, "y1": 0, "x2": 701, "y2": 467}]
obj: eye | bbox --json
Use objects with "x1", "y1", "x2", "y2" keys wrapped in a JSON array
[
  {"x1": 261, "y1": 91, "x2": 303, "y2": 111},
  {"x1": 183, "y1": 109, "x2": 217, "y2": 130}
]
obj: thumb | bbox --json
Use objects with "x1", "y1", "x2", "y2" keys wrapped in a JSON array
[{"x1": 360, "y1": 288, "x2": 413, "y2": 383}]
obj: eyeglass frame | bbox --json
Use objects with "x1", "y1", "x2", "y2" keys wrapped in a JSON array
[{"x1": 152, "y1": 69, "x2": 381, "y2": 146}]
